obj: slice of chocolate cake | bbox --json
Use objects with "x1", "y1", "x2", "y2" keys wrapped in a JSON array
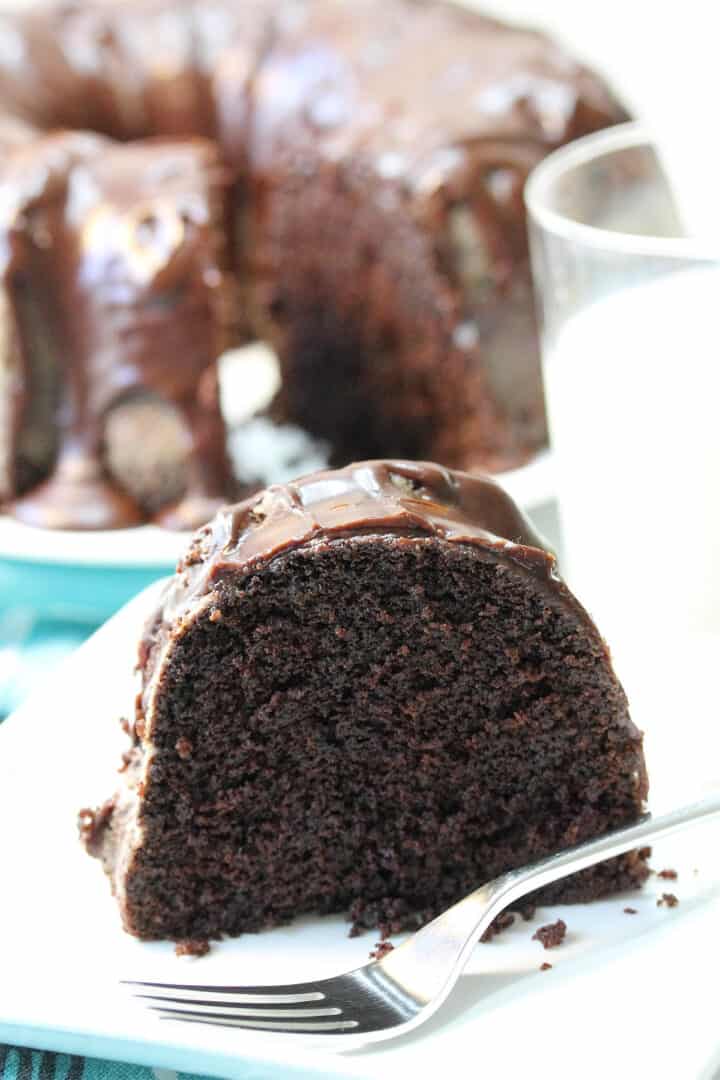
[{"x1": 83, "y1": 460, "x2": 649, "y2": 943}]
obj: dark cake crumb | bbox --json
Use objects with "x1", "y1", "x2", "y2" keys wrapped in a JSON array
[
  {"x1": 78, "y1": 799, "x2": 115, "y2": 857},
  {"x1": 369, "y1": 941, "x2": 395, "y2": 961},
  {"x1": 480, "y1": 911, "x2": 515, "y2": 942},
  {"x1": 517, "y1": 901, "x2": 537, "y2": 923},
  {"x1": 657, "y1": 868, "x2": 678, "y2": 880},
  {"x1": 349, "y1": 897, "x2": 427, "y2": 939},
  {"x1": 175, "y1": 736, "x2": 194, "y2": 760},
  {"x1": 540, "y1": 962, "x2": 553, "y2": 971},
  {"x1": 532, "y1": 919, "x2": 567, "y2": 949},
  {"x1": 175, "y1": 939, "x2": 210, "y2": 958},
  {"x1": 119, "y1": 716, "x2": 131, "y2": 736},
  {"x1": 623, "y1": 907, "x2": 638, "y2": 915},
  {"x1": 118, "y1": 748, "x2": 134, "y2": 773},
  {"x1": 657, "y1": 893, "x2": 679, "y2": 908}
]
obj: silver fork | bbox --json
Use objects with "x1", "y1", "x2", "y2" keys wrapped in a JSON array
[{"x1": 127, "y1": 792, "x2": 720, "y2": 1045}]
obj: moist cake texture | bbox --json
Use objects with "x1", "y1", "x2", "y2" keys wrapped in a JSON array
[{"x1": 82, "y1": 460, "x2": 649, "y2": 942}]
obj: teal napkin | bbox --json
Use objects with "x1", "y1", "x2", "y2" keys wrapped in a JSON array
[
  {"x1": 0, "y1": 1046, "x2": 211, "y2": 1080},
  {"x1": 0, "y1": 614, "x2": 92, "y2": 719}
]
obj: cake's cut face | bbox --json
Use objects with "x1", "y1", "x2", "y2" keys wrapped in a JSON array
[
  {"x1": 4, "y1": 137, "x2": 234, "y2": 530},
  {"x1": 0, "y1": 0, "x2": 628, "y2": 527},
  {"x1": 83, "y1": 460, "x2": 649, "y2": 942}
]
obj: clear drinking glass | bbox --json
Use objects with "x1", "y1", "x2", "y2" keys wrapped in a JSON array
[{"x1": 525, "y1": 122, "x2": 720, "y2": 661}]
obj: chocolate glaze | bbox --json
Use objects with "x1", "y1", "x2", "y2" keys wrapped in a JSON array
[
  {"x1": 0, "y1": 1, "x2": 273, "y2": 141},
  {"x1": 241, "y1": 0, "x2": 627, "y2": 454},
  {"x1": 221, "y1": 458, "x2": 550, "y2": 570},
  {"x1": 0, "y1": 3, "x2": 200, "y2": 139},
  {"x1": 6, "y1": 137, "x2": 234, "y2": 530},
  {"x1": 0, "y1": 10, "x2": 86, "y2": 131},
  {"x1": 245, "y1": 0, "x2": 627, "y2": 273},
  {"x1": 0, "y1": 132, "x2": 110, "y2": 515},
  {"x1": 247, "y1": 2, "x2": 625, "y2": 176},
  {"x1": 0, "y1": 115, "x2": 37, "y2": 151},
  {"x1": 0, "y1": 132, "x2": 107, "y2": 278}
]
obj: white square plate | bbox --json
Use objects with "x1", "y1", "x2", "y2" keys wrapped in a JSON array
[{"x1": 1, "y1": 585, "x2": 719, "y2": 1080}]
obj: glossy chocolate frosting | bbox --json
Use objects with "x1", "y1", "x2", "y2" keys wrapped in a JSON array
[
  {"x1": 160, "y1": 459, "x2": 556, "y2": 623},
  {"x1": 0, "y1": 132, "x2": 110, "y2": 512},
  {"x1": 238, "y1": 0, "x2": 626, "y2": 289},
  {"x1": 0, "y1": 2, "x2": 200, "y2": 139},
  {"x1": 5, "y1": 136, "x2": 233, "y2": 529},
  {"x1": 0, "y1": 0, "x2": 273, "y2": 141},
  {"x1": 247, "y1": 1, "x2": 625, "y2": 178}
]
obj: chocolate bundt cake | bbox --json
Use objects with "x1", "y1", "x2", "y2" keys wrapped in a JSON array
[
  {"x1": 82, "y1": 460, "x2": 649, "y2": 942},
  {"x1": 0, "y1": 1, "x2": 628, "y2": 528}
]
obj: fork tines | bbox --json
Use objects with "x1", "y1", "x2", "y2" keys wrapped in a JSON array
[{"x1": 123, "y1": 979, "x2": 360, "y2": 1034}]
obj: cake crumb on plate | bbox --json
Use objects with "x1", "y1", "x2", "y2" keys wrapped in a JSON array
[
  {"x1": 175, "y1": 939, "x2": 210, "y2": 958},
  {"x1": 369, "y1": 941, "x2": 395, "y2": 961},
  {"x1": 532, "y1": 919, "x2": 567, "y2": 949},
  {"x1": 480, "y1": 911, "x2": 515, "y2": 942}
]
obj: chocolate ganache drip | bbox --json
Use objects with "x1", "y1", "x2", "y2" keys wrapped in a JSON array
[
  {"x1": 5, "y1": 137, "x2": 233, "y2": 529},
  {"x1": 155, "y1": 459, "x2": 560, "y2": 633}
]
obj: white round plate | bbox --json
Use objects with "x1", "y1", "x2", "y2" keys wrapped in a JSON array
[
  {"x1": 0, "y1": 450, "x2": 554, "y2": 569},
  {"x1": 0, "y1": 517, "x2": 189, "y2": 568}
]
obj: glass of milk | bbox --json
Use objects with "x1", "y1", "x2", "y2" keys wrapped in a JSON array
[{"x1": 526, "y1": 123, "x2": 720, "y2": 666}]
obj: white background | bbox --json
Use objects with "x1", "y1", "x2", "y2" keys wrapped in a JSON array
[{"x1": 475, "y1": 0, "x2": 719, "y2": 132}]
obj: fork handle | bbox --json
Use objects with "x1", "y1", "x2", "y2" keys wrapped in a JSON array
[
  {"x1": 382, "y1": 790, "x2": 720, "y2": 1000},
  {"x1": 497, "y1": 789, "x2": 720, "y2": 909}
]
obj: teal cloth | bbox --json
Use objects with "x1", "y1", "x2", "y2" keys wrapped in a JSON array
[
  {"x1": 0, "y1": 617, "x2": 91, "y2": 718},
  {"x1": 0, "y1": 558, "x2": 168, "y2": 717},
  {"x1": 0, "y1": 1048, "x2": 211, "y2": 1080}
]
